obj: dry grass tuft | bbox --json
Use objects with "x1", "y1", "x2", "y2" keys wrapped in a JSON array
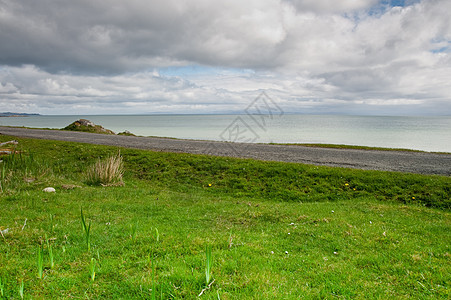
[{"x1": 86, "y1": 153, "x2": 124, "y2": 186}]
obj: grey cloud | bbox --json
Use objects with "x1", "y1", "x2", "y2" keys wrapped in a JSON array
[
  {"x1": 0, "y1": 0, "x2": 289, "y2": 74},
  {"x1": 0, "y1": 0, "x2": 450, "y2": 115},
  {"x1": 1, "y1": 0, "x2": 449, "y2": 75}
]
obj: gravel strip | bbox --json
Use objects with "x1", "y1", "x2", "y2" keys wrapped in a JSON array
[{"x1": 1, "y1": 126, "x2": 450, "y2": 176}]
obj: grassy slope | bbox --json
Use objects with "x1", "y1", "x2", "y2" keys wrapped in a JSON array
[{"x1": 0, "y1": 135, "x2": 450, "y2": 299}]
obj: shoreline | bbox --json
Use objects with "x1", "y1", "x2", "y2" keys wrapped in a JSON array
[
  {"x1": 1, "y1": 126, "x2": 450, "y2": 176},
  {"x1": 2, "y1": 124, "x2": 450, "y2": 155}
]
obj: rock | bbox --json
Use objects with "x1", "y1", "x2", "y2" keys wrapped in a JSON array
[
  {"x1": 63, "y1": 119, "x2": 115, "y2": 134},
  {"x1": 74, "y1": 119, "x2": 96, "y2": 127},
  {"x1": 43, "y1": 187, "x2": 56, "y2": 193}
]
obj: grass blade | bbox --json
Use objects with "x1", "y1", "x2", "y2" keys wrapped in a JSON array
[
  {"x1": 205, "y1": 245, "x2": 212, "y2": 285},
  {"x1": 80, "y1": 208, "x2": 91, "y2": 251},
  {"x1": 0, "y1": 276, "x2": 4, "y2": 297},
  {"x1": 89, "y1": 258, "x2": 97, "y2": 281},
  {"x1": 155, "y1": 227, "x2": 159, "y2": 242},
  {"x1": 49, "y1": 213, "x2": 54, "y2": 233},
  {"x1": 18, "y1": 280, "x2": 24, "y2": 299},
  {"x1": 37, "y1": 245, "x2": 44, "y2": 279},
  {"x1": 131, "y1": 220, "x2": 138, "y2": 243},
  {"x1": 46, "y1": 235, "x2": 54, "y2": 269}
]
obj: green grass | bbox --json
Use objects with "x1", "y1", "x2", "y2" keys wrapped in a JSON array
[
  {"x1": 269, "y1": 143, "x2": 451, "y2": 154},
  {"x1": 0, "y1": 135, "x2": 450, "y2": 299}
]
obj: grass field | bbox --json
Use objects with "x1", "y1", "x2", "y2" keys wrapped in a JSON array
[{"x1": 0, "y1": 135, "x2": 450, "y2": 299}]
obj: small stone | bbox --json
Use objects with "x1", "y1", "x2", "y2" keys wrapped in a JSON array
[
  {"x1": 271, "y1": 251, "x2": 274, "y2": 254},
  {"x1": 334, "y1": 251, "x2": 338, "y2": 255},
  {"x1": 43, "y1": 187, "x2": 56, "y2": 193},
  {"x1": 285, "y1": 251, "x2": 289, "y2": 254}
]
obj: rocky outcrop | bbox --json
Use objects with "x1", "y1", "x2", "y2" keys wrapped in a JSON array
[{"x1": 63, "y1": 119, "x2": 115, "y2": 134}]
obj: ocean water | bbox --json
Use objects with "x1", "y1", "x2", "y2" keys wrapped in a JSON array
[{"x1": 1, "y1": 114, "x2": 450, "y2": 152}]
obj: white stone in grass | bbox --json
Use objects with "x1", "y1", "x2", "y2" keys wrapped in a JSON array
[{"x1": 43, "y1": 187, "x2": 56, "y2": 193}]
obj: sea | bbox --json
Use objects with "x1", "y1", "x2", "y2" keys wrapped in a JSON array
[{"x1": 1, "y1": 114, "x2": 450, "y2": 153}]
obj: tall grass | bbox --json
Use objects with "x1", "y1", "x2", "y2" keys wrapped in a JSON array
[
  {"x1": 0, "y1": 149, "x2": 50, "y2": 192},
  {"x1": 80, "y1": 208, "x2": 92, "y2": 251},
  {"x1": 85, "y1": 153, "x2": 124, "y2": 186}
]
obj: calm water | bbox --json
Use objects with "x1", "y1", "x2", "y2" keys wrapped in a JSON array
[{"x1": 1, "y1": 114, "x2": 450, "y2": 152}]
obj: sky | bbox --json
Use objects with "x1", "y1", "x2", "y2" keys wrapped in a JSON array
[{"x1": 0, "y1": 0, "x2": 450, "y2": 115}]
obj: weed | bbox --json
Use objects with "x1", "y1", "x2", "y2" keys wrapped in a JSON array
[
  {"x1": 89, "y1": 258, "x2": 97, "y2": 281},
  {"x1": 80, "y1": 208, "x2": 92, "y2": 251},
  {"x1": 86, "y1": 153, "x2": 124, "y2": 186}
]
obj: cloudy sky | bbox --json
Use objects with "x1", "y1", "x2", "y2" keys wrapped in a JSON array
[{"x1": 0, "y1": 0, "x2": 450, "y2": 115}]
